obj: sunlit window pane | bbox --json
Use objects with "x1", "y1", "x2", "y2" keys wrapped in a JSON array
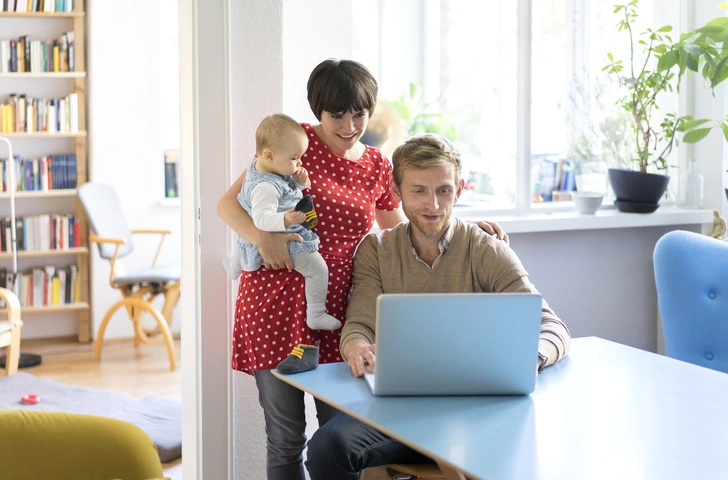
[{"x1": 531, "y1": 0, "x2": 653, "y2": 204}]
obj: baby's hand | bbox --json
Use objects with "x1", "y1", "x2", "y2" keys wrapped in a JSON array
[
  {"x1": 293, "y1": 167, "x2": 310, "y2": 188},
  {"x1": 284, "y1": 208, "x2": 306, "y2": 228}
]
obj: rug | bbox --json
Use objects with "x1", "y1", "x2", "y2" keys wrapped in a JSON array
[{"x1": 0, "y1": 372, "x2": 182, "y2": 463}]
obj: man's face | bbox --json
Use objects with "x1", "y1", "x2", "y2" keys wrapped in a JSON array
[{"x1": 392, "y1": 164, "x2": 464, "y2": 238}]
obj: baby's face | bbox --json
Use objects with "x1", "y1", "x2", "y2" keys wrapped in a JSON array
[{"x1": 271, "y1": 133, "x2": 308, "y2": 176}]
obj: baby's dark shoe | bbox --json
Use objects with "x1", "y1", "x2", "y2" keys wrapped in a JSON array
[
  {"x1": 276, "y1": 340, "x2": 320, "y2": 374},
  {"x1": 295, "y1": 194, "x2": 318, "y2": 230}
]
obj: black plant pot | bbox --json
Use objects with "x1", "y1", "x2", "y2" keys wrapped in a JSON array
[{"x1": 608, "y1": 168, "x2": 670, "y2": 213}]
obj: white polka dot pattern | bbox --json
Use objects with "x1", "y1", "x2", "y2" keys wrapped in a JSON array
[{"x1": 232, "y1": 123, "x2": 400, "y2": 374}]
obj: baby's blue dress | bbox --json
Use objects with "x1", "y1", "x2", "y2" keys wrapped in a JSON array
[{"x1": 236, "y1": 161, "x2": 319, "y2": 271}]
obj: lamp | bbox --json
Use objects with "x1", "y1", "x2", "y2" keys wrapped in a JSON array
[{"x1": 0, "y1": 136, "x2": 41, "y2": 369}]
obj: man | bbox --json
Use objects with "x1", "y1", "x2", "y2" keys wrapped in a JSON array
[{"x1": 305, "y1": 134, "x2": 571, "y2": 479}]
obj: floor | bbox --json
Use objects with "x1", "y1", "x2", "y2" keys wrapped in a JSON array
[
  {"x1": 1, "y1": 336, "x2": 183, "y2": 480},
  {"x1": 3, "y1": 337, "x2": 400, "y2": 480}
]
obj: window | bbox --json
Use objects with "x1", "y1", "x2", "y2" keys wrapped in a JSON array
[{"x1": 354, "y1": 0, "x2": 661, "y2": 212}]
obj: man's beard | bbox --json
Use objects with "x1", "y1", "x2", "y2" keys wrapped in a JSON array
[{"x1": 405, "y1": 207, "x2": 450, "y2": 238}]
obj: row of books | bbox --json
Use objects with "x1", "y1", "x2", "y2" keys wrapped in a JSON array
[
  {"x1": 164, "y1": 149, "x2": 179, "y2": 198},
  {"x1": 1, "y1": 154, "x2": 77, "y2": 191},
  {"x1": 0, "y1": 214, "x2": 81, "y2": 252},
  {"x1": 1, "y1": 0, "x2": 74, "y2": 13},
  {"x1": 531, "y1": 155, "x2": 575, "y2": 202},
  {"x1": 0, "y1": 93, "x2": 79, "y2": 133},
  {"x1": 0, "y1": 33, "x2": 76, "y2": 73},
  {"x1": 0, "y1": 265, "x2": 80, "y2": 309}
]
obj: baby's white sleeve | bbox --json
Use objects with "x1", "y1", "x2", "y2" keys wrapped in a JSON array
[{"x1": 249, "y1": 183, "x2": 287, "y2": 232}]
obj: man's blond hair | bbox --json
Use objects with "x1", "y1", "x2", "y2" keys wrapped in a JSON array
[
  {"x1": 255, "y1": 113, "x2": 306, "y2": 154},
  {"x1": 391, "y1": 134, "x2": 462, "y2": 187}
]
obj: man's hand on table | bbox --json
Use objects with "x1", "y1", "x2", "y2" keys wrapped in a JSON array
[{"x1": 343, "y1": 338, "x2": 377, "y2": 377}]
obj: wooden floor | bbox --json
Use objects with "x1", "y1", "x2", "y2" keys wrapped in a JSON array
[{"x1": 1, "y1": 336, "x2": 183, "y2": 479}]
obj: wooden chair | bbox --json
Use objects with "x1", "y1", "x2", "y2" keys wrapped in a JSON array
[
  {"x1": 364, "y1": 463, "x2": 458, "y2": 480},
  {"x1": 78, "y1": 183, "x2": 180, "y2": 371},
  {"x1": 386, "y1": 463, "x2": 448, "y2": 479},
  {"x1": 0, "y1": 287, "x2": 22, "y2": 376}
]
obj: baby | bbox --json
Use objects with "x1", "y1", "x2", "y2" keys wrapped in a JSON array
[{"x1": 222, "y1": 113, "x2": 341, "y2": 331}]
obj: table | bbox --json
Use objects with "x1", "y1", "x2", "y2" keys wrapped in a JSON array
[{"x1": 273, "y1": 337, "x2": 728, "y2": 480}]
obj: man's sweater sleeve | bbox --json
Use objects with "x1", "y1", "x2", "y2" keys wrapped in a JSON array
[
  {"x1": 479, "y1": 237, "x2": 571, "y2": 368},
  {"x1": 340, "y1": 234, "x2": 382, "y2": 360}
]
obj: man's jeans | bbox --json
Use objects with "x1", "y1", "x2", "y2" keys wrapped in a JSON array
[
  {"x1": 253, "y1": 369, "x2": 339, "y2": 480},
  {"x1": 305, "y1": 412, "x2": 430, "y2": 480}
]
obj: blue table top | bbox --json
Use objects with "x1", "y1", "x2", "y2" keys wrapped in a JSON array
[{"x1": 274, "y1": 337, "x2": 728, "y2": 480}]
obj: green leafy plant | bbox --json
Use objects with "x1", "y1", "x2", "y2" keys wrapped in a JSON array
[
  {"x1": 383, "y1": 83, "x2": 457, "y2": 141},
  {"x1": 603, "y1": 0, "x2": 728, "y2": 173}
]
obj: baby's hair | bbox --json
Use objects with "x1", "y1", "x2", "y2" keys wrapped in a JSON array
[{"x1": 255, "y1": 113, "x2": 306, "y2": 154}]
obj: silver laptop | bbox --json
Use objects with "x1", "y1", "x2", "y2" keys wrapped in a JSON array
[{"x1": 364, "y1": 293, "x2": 542, "y2": 396}]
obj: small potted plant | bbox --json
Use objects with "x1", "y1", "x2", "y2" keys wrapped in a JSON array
[{"x1": 603, "y1": 0, "x2": 728, "y2": 213}]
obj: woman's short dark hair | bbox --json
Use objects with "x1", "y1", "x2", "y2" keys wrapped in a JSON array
[{"x1": 307, "y1": 59, "x2": 378, "y2": 121}]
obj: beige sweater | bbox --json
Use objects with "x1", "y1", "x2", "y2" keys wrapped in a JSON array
[{"x1": 341, "y1": 218, "x2": 571, "y2": 368}]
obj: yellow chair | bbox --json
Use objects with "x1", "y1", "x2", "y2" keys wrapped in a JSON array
[
  {"x1": 0, "y1": 410, "x2": 166, "y2": 480},
  {"x1": 78, "y1": 183, "x2": 180, "y2": 371},
  {"x1": 0, "y1": 286, "x2": 22, "y2": 376}
]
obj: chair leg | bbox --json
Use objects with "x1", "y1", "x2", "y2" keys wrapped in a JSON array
[
  {"x1": 161, "y1": 282, "x2": 180, "y2": 326},
  {"x1": 94, "y1": 299, "x2": 129, "y2": 362},
  {"x1": 130, "y1": 299, "x2": 177, "y2": 371}
]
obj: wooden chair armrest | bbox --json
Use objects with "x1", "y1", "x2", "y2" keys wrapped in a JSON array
[
  {"x1": 89, "y1": 234, "x2": 127, "y2": 245},
  {"x1": 0, "y1": 286, "x2": 22, "y2": 325},
  {"x1": 131, "y1": 229, "x2": 173, "y2": 235},
  {"x1": 131, "y1": 230, "x2": 173, "y2": 267}
]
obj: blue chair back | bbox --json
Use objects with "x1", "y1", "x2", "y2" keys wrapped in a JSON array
[{"x1": 654, "y1": 230, "x2": 728, "y2": 373}]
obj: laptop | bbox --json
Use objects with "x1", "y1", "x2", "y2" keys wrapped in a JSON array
[{"x1": 364, "y1": 293, "x2": 542, "y2": 396}]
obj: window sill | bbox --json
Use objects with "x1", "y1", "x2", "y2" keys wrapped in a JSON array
[{"x1": 453, "y1": 205, "x2": 714, "y2": 234}]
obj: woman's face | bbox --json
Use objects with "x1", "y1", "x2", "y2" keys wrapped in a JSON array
[{"x1": 319, "y1": 109, "x2": 370, "y2": 156}]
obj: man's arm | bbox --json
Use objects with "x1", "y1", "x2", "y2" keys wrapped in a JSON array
[
  {"x1": 341, "y1": 234, "x2": 385, "y2": 376},
  {"x1": 476, "y1": 236, "x2": 571, "y2": 369}
]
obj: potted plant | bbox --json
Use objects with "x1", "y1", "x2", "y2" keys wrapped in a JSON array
[{"x1": 603, "y1": 0, "x2": 728, "y2": 213}]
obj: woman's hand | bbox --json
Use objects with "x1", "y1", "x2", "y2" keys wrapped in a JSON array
[
  {"x1": 258, "y1": 231, "x2": 302, "y2": 270},
  {"x1": 473, "y1": 220, "x2": 509, "y2": 244}
]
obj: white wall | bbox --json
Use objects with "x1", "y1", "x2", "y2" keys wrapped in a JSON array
[{"x1": 86, "y1": 1, "x2": 181, "y2": 340}]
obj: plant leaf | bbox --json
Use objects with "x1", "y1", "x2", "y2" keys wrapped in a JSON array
[
  {"x1": 683, "y1": 128, "x2": 712, "y2": 143},
  {"x1": 657, "y1": 25, "x2": 673, "y2": 32},
  {"x1": 677, "y1": 119, "x2": 710, "y2": 132},
  {"x1": 720, "y1": 2, "x2": 728, "y2": 9},
  {"x1": 657, "y1": 49, "x2": 679, "y2": 71},
  {"x1": 686, "y1": 54, "x2": 699, "y2": 72},
  {"x1": 684, "y1": 44, "x2": 702, "y2": 57},
  {"x1": 721, "y1": 122, "x2": 728, "y2": 142}
]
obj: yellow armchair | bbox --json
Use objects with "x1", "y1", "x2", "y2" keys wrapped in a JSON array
[
  {"x1": 0, "y1": 286, "x2": 22, "y2": 376},
  {"x1": 0, "y1": 410, "x2": 167, "y2": 480}
]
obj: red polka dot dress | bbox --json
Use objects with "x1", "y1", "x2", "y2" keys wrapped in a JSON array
[{"x1": 232, "y1": 123, "x2": 400, "y2": 374}]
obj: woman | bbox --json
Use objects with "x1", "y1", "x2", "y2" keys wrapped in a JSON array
[{"x1": 217, "y1": 58, "x2": 506, "y2": 480}]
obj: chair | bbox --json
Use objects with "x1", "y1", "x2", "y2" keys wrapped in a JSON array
[
  {"x1": 654, "y1": 229, "x2": 728, "y2": 373},
  {"x1": 0, "y1": 287, "x2": 22, "y2": 376},
  {"x1": 0, "y1": 410, "x2": 166, "y2": 480},
  {"x1": 364, "y1": 464, "x2": 451, "y2": 480},
  {"x1": 78, "y1": 183, "x2": 181, "y2": 371}
]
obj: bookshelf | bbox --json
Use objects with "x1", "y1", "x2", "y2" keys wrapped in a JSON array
[{"x1": 0, "y1": 0, "x2": 90, "y2": 342}]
